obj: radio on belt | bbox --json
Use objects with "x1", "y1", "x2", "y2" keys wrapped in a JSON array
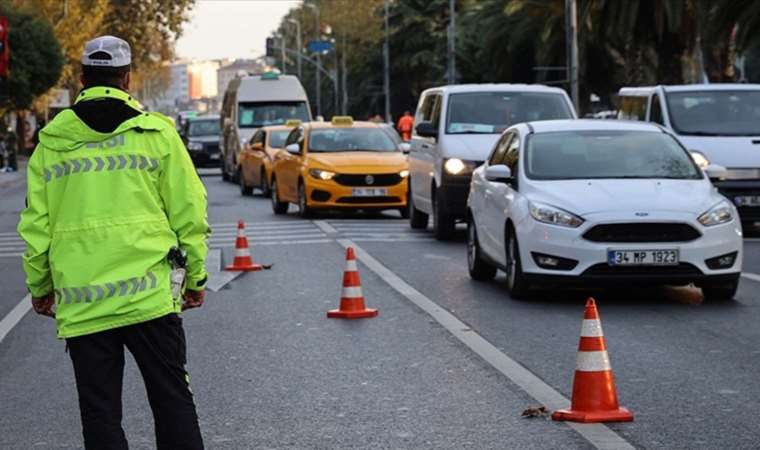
[{"x1": 167, "y1": 246, "x2": 187, "y2": 300}]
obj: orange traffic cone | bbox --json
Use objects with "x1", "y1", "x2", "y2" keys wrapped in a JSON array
[
  {"x1": 327, "y1": 247, "x2": 378, "y2": 319},
  {"x1": 225, "y1": 220, "x2": 263, "y2": 272},
  {"x1": 552, "y1": 298, "x2": 633, "y2": 423}
]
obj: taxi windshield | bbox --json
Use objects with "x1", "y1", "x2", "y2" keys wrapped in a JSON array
[
  {"x1": 446, "y1": 92, "x2": 573, "y2": 134},
  {"x1": 268, "y1": 130, "x2": 291, "y2": 149},
  {"x1": 308, "y1": 128, "x2": 398, "y2": 153}
]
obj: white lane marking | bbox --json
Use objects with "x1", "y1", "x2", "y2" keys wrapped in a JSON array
[
  {"x1": 0, "y1": 236, "x2": 23, "y2": 243},
  {"x1": 0, "y1": 252, "x2": 22, "y2": 258},
  {"x1": 209, "y1": 239, "x2": 331, "y2": 248},
  {"x1": 210, "y1": 229, "x2": 321, "y2": 238},
  {"x1": 350, "y1": 237, "x2": 434, "y2": 243},
  {"x1": 327, "y1": 220, "x2": 405, "y2": 224},
  {"x1": 0, "y1": 295, "x2": 32, "y2": 345},
  {"x1": 576, "y1": 351, "x2": 612, "y2": 372},
  {"x1": 0, "y1": 245, "x2": 25, "y2": 251},
  {"x1": 210, "y1": 221, "x2": 312, "y2": 228},
  {"x1": 209, "y1": 233, "x2": 327, "y2": 243},
  {"x1": 212, "y1": 224, "x2": 318, "y2": 232},
  {"x1": 741, "y1": 272, "x2": 760, "y2": 283},
  {"x1": 313, "y1": 220, "x2": 338, "y2": 234},
  {"x1": 336, "y1": 238, "x2": 635, "y2": 450},
  {"x1": 0, "y1": 231, "x2": 21, "y2": 237}
]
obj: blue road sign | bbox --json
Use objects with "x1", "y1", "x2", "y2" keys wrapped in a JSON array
[{"x1": 307, "y1": 40, "x2": 334, "y2": 53}]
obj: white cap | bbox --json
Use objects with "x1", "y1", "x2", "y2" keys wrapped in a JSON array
[{"x1": 81, "y1": 35, "x2": 131, "y2": 68}]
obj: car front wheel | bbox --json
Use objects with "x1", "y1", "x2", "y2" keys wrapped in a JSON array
[
  {"x1": 271, "y1": 178, "x2": 289, "y2": 215},
  {"x1": 432, "y1": 190, "x2": 455, "y2": 240},
  {"x1": 259, "y1": 169, "x2": 271, "y2": 197},
  {"x1": 408, "y1": 189, "x2": 428, "y2": 229},
  {"x1": 505, "y1": 224, "x2": 530, "y2": 298},
  {"x1": 239, "y1": 168, "x2": 253, "y2": 196},
  {"x1": 298, "y1": 182, "x2": 312, "y2": 218},
  {"x1": 467, "y1": 217, "x2": 497, "y2": 281}
]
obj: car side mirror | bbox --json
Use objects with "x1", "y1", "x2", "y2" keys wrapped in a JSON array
[
  {"x1": 704, "y1": 164, "x2": 727, "y2": 181},
  {"x1": 251, "y1": 142, "x2": 264, "y2": 151},
  {"x1": 485, "y1": 164, "x2": 513, "y2": 183},
  {"x1": 398, "y1": 142, "x2": 411, "y2": 154},
  {"x1": 415, "y1": 121, "x2": 438, "y2": 139},
  {"x1": 285, "y1": 143, "x2": 301, "y2": 154}
]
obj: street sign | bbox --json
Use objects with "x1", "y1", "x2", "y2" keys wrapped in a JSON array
[{"x1": 307, "y1": 40, "x2": 333, "y2": 54}]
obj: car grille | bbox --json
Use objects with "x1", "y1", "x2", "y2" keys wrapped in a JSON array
[
  {"x1": 205, "y1": 144, "x2": 220, "y2": 154},
  {"x1": 583, "y1": 223, "x2": 701, "y2": 243},
  {"x1": 582, "y1": 263, "x2": 703, "y2": 277},
  {"x1": 334, "y1": 173, "x2": 402, "y2": 187},
  {"x1": 336, "y1": 196, "x2": 402, "y2": 204}
]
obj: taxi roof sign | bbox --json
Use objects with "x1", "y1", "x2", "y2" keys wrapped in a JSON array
[
  {"x1": 331, "y1": 116, "x2": 354, "y2": 126},
  {"x1": 261, "y1": 72, "x2": 279, "y2": 80},
  {"x1": 285, "y1": 119, "x2": 302, "y2": 127}
]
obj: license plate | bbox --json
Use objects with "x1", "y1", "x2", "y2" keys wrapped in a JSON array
[
  {"x1": 607, "y1": 249, "x2": 679, "y2": 266},
  {"x1": 734, "y1": 195, "x2": 760, "y2": 207},
  {"x1": 352, "y1": 188, "x2": 388, "y2": 197},
  {"x1": 209, "y1": 153, "x2": 220, "y2": 160}
]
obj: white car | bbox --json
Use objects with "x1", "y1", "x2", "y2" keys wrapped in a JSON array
[{"x1": 466, "y1": 120, "x2": 743, "y2": 301}]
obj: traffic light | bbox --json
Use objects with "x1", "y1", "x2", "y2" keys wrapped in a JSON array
[
  {"x1": 265, "y1": 37, "x2": 274, "y2": 58},
  {"x1": 0, "y1": 16, "x2": 8, "y2": 78}
]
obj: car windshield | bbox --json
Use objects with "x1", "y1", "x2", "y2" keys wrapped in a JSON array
[
  {"x1": 525, "y1": 130, "x2": 702, "y2": 180},
  {"x1": 308, "y1": 128, "x2": 398, "y2": 153},
  {"x1": 666, "y1": 90, "x2": 760, "y2": 136},
  {"x1": 268, "y1": 130, "x2": 291, "y2": 149},
  {"x1": 446, "y1": 92, "x2": 573, "y2": 134},
  {"x1": 187, "y1": 120, "x2": 220, "y2": 137},
  {"x1": 238, "y1": 102, "x2": 310, "y2": 128}
]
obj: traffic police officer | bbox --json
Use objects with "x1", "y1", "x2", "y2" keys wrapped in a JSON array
[{"x1": 18, "y1": 35, "x2": 208, "y2": 449}]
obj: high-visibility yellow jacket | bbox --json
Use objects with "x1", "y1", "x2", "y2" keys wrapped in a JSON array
[{"x1": 18, "y1": 87, "x2": 209, "y2": 338}]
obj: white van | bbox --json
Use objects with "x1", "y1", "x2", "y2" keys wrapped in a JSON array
[
  {"x1": 220, "y1": 72, "x2": 312, "y2": 181},
  {"x1": 408, "y1": 84, "x2": 576, "y2": 239},
  {"x1": 618, "y1": 84, "x2": 760, "y2": 229}
]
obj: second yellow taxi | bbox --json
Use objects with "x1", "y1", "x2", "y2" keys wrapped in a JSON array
[
  {"x1": 270, "y1": 117, "x2": 409, "y2": 217},
  {"x1": 238, "y1": 121, "x2": 301, "y2": 197}
]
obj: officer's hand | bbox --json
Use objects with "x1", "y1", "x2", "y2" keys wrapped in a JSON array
[
  {"x1": 182, "y1": 289, "x2": 205, "y2": 311},
  {"x1": 31, "y1": 293, "x2": 56, "y2": 318}
]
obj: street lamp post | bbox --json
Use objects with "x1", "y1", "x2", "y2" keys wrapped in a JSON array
[
  {"x1": 306, "y1": 3, "x2": 322, "y2": 118},
  {"x1": 287, "y1": 18, "x2": 302, "y2": 80},
  {"x1": 383, "y1": 0, "x2": 391, "y2": 123},
  {"x1": 447, "y1": 0, "x2": 456, "y2": 85}
]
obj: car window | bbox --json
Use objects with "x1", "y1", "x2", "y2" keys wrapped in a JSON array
[
  {"x1": 504, "y1": 133, "x2": 520, "y2": 172},
  {"x1": 416, "y1": 93, "x2": 439, "y2": 124},
  {"x1": 617, "y1": 96, "x2": 648, "y2": 120},
  {"x1": 446, "y1": 92, "x2": 573, "y2": 134},
  {"x1": 268, "y1": 130, "x2": 291, "y2": 149},
  {"x1": 488, "y1": 132, "x2": 512, "y2": 166},
  {"x1": 524, "y1": 130, "x2": 702, "y2": 180},
  {"x1": 285, "y1": 127, "x2": 303, "y2": 147},
  {"x1": 251, "y1": 130, "x2": 264, "y2": 146},
  {"x1": 649, "y1": 95, "x2": 664, "y2": 125},
  {"x1": 187, "y1": 120, "x2": 220, "y2": 137},
  {"x1": 430, "y1": 95, "x2": 442, "y2": 128}
]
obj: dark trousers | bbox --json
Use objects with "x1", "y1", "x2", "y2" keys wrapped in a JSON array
[{"x1": 67, "y1": 314, "x2": 204, "y2": 450}]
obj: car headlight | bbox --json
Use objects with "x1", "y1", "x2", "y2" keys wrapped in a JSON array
[
  {"x1": 690, "y1": 151, "x2": 710, "y2": 169},
  {"x1": 529, "y1": 201, "x2": 584, "y2": 228},
  {"x1": 444, "y1": 158, "x2": 467, "y2": 175},
  {"x1": 309, "y1": 168, "x2": 336, "y2": 181},
  {"x1": 187, "y1": 141, "x2": 204, "y2": 151},
  {"x1": 698, "y1": 200, "x2": 733, "y2": 226},
  {"x1": 399, "y1": 169, "x2": 410, "y2": 178}
]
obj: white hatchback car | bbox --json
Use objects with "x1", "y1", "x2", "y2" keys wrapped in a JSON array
[{"x1": 466, "y1": 120, "x2": 743, "y2": 301}]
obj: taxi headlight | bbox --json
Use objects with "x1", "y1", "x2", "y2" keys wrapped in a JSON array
[
  {"x1": 444, "y1": 158, "x2": 467, "y2": 175},
  {"x1": 309, "y1": 169, "x2": 336, "y2": 181},
  {"x1": 529, "y1": 201, "x2": 584, "y2": 228},
  {"x1": 698, "y1": 200, "x2": 733, "y2": 226},
  {"x1": 187, "y1": 141, "x2": 204, "y2": 151},
  {"x1": 690, "y1": 151, "x2": 710, "y2": 169},
  {"x1": 399, "y1": 169, "x2": 410, "y2": 178}
]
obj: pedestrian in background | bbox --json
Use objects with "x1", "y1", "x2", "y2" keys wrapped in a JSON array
[
  {"x1": 17, "y1": 35, "x2": 209, "y2": 450},
  {"x1": 396, "y1": 110, "x2": 414, "y2": 141},
  {"x1": 3, "y1": 127, "x2": 17, "y2": 172}
]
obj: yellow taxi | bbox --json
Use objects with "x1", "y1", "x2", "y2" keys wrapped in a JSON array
[
  {"x1": 238, "y1": 121, "x2": 301, "y2": 196},
  {"x1": 270, "y1": 116, "x2": 409, "y2": 217}
]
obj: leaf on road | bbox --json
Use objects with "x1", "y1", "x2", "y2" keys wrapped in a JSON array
[{"x1": 521, "y1": 406, "x2": 550, "y2": 418}]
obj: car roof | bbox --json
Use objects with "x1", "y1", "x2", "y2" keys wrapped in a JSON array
[
  {"x1": 620, "y1": 83, "x2": 760, "y2": 96},
  {"x1": 260, "y1": 125, "x2": 296, "y2": 132},
  {"x1": 305, "y1": 120, "x2": 380, "y2": 130},
  {"x1": 421, "y1": 83, "x2": 567, "y2": 95},
  {"x1": 522, "y1": 119, "x2": 664, "y2": 134}
]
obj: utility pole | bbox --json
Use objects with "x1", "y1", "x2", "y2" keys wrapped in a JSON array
[
  {"x1": 287, "y1": 18, "x2": 302, "y2": 80},
  {"x1": 447, "y1": 0, "x2": 456, "y2": 84},
  {"x1": 565, "y1": 0, "x2": 579, "y2": 113},
  {"x1": 342, "y1": 34, "x2": 348, "y2": 115},
  {"x1": 279, "y1": 33, "x2": 286, "y2": 73},
  {"x1": 383, "y1": 0, "x2": 391, "y2": 123}
]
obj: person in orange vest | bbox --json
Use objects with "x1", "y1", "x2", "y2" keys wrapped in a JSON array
[{"x1": 397, "y1": 110, "x2": 414, "y2": 141}]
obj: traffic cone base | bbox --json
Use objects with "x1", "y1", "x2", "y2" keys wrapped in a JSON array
[
  {"x1": 552, "y1": 298, "x2": 633, "y2": 423},
  {"x1": 327, "y1": 247, "x2": 378, "y2": 319},
  {"x1": 225, "y1": 262, "x2": 263, "y2": 272}
]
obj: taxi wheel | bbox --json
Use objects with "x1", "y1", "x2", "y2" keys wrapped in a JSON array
[
  {"x1": 505, "y1": 224, "x2": 530, "y2": 299},
  {"x1": 298, "y1": 182, "x2": 312, "y2": 218},
  {"x1": 239, "y1": 168, "x2": 253, "y2": 196},
  {"x1": 408, "y1": 189, "x2": 428, "y2": 229},
  {"x1": 271, "y1": 178, "x2": 289, "y2": 215},
  {"x1": 259, "y1": 170, "x2": 271, "y2": 197}
]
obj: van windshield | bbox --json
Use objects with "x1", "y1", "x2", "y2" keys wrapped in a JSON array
[
  {"x1": 666, "y1": 90, "x2": 760, "y2": 136},
  {"x1": 525, "y1": 130, "x2": 702, "y2": 180},
  {"x1": 446, "y1": 92, "x2": 573, "y2": 134},
  {"x1": 238, "y1": 102, "x2": 310, "y2": 128}
]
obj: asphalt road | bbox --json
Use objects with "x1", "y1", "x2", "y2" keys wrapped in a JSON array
[{"x1": 2, "y1": 167, "x2": 760, "y2": 449}]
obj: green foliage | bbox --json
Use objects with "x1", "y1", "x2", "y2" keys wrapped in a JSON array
[{"x1": 0, "y1": 1, "x2": 64, "y2": 110}]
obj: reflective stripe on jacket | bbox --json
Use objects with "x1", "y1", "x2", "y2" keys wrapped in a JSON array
[{"x1": 18, "y1": 86, "x2": 209, "y2": 338}]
